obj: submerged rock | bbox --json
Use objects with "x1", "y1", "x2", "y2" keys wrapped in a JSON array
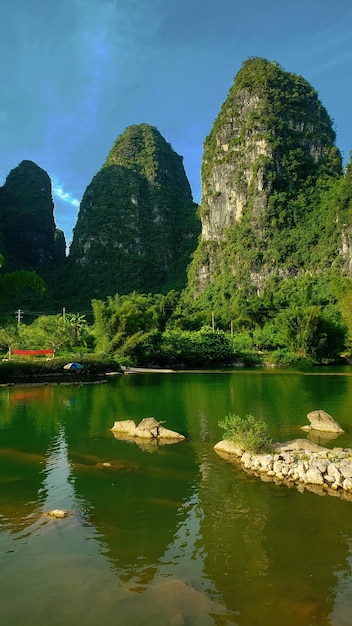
[{"x1": 45, "y1": 509, "x2": 70, "y2": 519}]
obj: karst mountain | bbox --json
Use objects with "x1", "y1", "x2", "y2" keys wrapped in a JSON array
[{"x1": 1, "y1": 58, "x2": 352, "y2": 319}]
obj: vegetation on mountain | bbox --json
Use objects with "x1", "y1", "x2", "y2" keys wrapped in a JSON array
[
  {"x1": 2, "y1": 59, "x2": 352, "y2": 368},
  {"x1": 0, "y1": 254, "x2": 45, "y2": 318},
  {"x1": 177, "y1": 58, "x2": 352, "y2": 363},
  {"x1": 0, "y1": 160, "x2": 66, "y2": 272},
  {"x1": 67, "y1": 124, "x2": 200, "y2": 306}
]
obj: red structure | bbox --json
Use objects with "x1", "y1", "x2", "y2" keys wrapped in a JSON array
[{"x1": 13, "y1": 349, "x2": 54, "y2": 356}]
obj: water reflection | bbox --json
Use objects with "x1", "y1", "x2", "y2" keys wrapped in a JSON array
[
  {"x1": 330, "y1": 541, "x2": 352, "y2": 626},
  {"x1": 2, "y1": 373, "x2": 352, "y2": 625}
]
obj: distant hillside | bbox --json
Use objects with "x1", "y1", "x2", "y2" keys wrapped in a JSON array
[{"x1": 66, "y1": 124, "x2": 200, "y2": 306}]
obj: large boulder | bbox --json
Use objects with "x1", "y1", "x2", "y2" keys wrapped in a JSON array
[{"x1": 301, "y1": 410, "x2": 344, "y2": 434}]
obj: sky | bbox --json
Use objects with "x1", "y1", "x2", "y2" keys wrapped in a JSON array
[{"x1": 1, "y1": 0, "x2": 352, "y2": 246}]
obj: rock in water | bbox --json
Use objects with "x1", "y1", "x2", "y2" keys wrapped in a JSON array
[
  {"x1": 302, "y1": 410, "x2": 345, "y2": 433},
  {"x1": 46, "y1": 509, "x2": 69, "y2": 519},
  {"x1": 111, "y1": 417, "x2": 185, "y2": 441}
]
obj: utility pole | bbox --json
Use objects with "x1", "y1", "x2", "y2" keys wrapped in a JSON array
[
  {"x1": 62, "y1": 306, "x2": 66, "y2": 321},
  {"x1": 15, "y1": 309, "x2": 22, "y2": 326},
  {"x1": 212, "y1": 311, "x2": 215, "y2": 331}
]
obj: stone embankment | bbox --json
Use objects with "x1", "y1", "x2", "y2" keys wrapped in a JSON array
[{"x1": 214, "y1": 410, "x2": 352, "y2": 500}]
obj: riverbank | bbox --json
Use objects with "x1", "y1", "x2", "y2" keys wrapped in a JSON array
[{"x1": 0, "y1": 356, "x2": 120, "y2": 384}]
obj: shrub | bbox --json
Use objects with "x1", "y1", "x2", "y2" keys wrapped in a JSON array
[
  {"x1": 266, "y1": 348, "x2": 299, "y2": 366},
  {"x1": 218, "y1": 413, "x2": 272, "y2": 453}
]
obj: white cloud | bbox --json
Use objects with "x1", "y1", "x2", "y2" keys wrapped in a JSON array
[{"x1": 53, "y1": 183, "x2": 80, "y2": 208}]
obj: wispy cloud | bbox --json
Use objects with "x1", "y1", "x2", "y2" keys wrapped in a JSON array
[{"x1": 53, "y1": 181, "x2": 80, "y2": 208}]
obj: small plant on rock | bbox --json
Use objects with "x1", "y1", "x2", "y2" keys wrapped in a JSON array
[{"x1": 218, "y1": 413, "x2": 272, "y2": 453}]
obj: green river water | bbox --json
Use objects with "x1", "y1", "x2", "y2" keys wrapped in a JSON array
[{"x1": 1, "y1": 368, "x2": 352, "y2": 626}]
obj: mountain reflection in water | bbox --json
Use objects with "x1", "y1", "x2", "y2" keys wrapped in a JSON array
[{"x1": 1, "y1": 371, "x2": 352, "y2": 625}]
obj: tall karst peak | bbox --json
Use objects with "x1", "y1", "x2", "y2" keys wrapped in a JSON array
[
  {"x1": 200, "y1": 57, "x2": 340, "y2": 242},
  {"x1": 187, "y1": 57, "x2": 342, "y2": 298},
  {"x1": 0, "y1": 160, "x2": 66, "y2": 271},
  {"x1": 68, "y1": 123, "x2": 200, "y2": 305}
]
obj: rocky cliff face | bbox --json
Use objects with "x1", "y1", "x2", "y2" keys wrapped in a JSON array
[
  {"x1": 188, "y1": 58, "x2": 342, "y2": 297},
  {"x1": 0, "y1": 160, "x2": 66, "y2": 271},
  {"x1": 201, "y1": 93, "x2": 272, "y2": 241},
  {"x1": 68, "y1": 124, "x2": 200, "y2": 302}
]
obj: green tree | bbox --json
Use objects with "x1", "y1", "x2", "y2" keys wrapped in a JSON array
[
  {"x1": 275, "y1": 305, "x2": 346, "y2": 361},
  {"x1": 64, "y1": 313, "x2": 89, "y2": 347},
  {"x1": 0, "y1": 324, "x2": 19, "y2": 358},
  {"x1": 23, "y1": 315, "x2": 70, "y2": 354}
]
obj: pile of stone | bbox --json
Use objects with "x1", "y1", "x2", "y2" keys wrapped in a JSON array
[
  {"x1": 111, "y1": 417, "x2": 185, "y2": 441},
  {"x1": 214, "y1": 410, "x2": 352, "y2": 498}
]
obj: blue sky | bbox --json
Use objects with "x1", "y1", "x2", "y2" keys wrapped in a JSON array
[{"x1": 1, "y1": 0, "x2": 352, "y2": 246}]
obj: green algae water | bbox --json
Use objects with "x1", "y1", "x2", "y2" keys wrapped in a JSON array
[{"x1": 1, "y1": 369, "x2": 352, "y2": 626}]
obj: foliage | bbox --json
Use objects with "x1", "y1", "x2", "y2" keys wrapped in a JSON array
[
  {"x1": 2, "y1": 63, "x2": 352, "y2": 367},
  {"x1": 218, "y1": 413, "x2": 272, "y2": 453},
  {"x1": 0, "y1": 269, "x2": 45, "y2": 310},
  {"x1": 92, "y1": 291, "x2": 179, "y2": 357},
  {"x1": 265, "y1": 348, "x2": 300, "y2": 367},
  {"x1": 10, "y1": 313, "x2": 90, "y2": 355},
  {"x1": 0, "y1": 160, "x2": 65, "y2": 272},
  {"x1": 0, "y1": 324, "x2": 20, "y2": 357},
  {"x1": 274, "y1": 305, "x2": 346, "y2": 362},
  {"x1": 159, "y1": 326, "x2": 234, "y2": 367}
]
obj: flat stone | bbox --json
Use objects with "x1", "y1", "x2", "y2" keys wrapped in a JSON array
[{"x1": 214, "y1": 440, "x2": 244, "y2": 456}]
